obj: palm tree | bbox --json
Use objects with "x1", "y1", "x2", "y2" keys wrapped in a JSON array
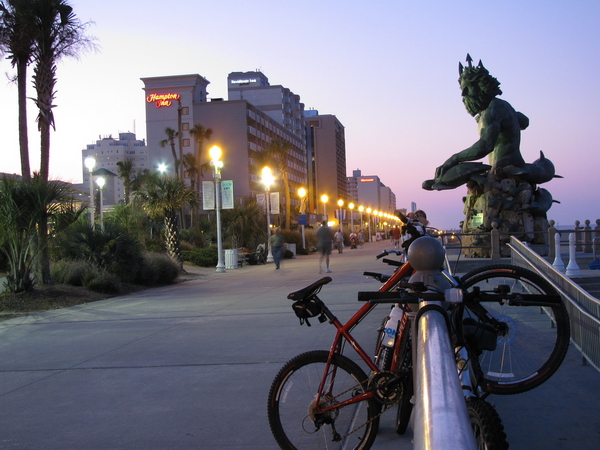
[
  {"x1": 0, "y1": 174, "x2": 79, "y2": 291},
  {"x1": 189, "y1": 123, "x2": 213, "y2": 187},
  {"x1": 134, "y1": 173, "x2": 198, "y2": 269},
  {"x1": 222, "y1": 198, "x2": 266, "y2": 249},
  {"x1": 256, "y1": 140, "x2": 293, "y2": 229},
  {"x1": 159, "y1": 127, "x2": 179, "y2": 178},
  {"x1": 0, "y1": 0, "x2": 36, "y2": 182},
  {"x1": 181, "y1": 153, "x2": 198, "y2": 190},
  {"x1": 116, "y1": 158, "x2": 134, "y2": 204},
  {"x1": 29, "y1": 0, "x2": 93, "y2": 183}
]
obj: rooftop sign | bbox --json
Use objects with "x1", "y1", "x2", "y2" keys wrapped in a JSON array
[
  {"x1": 231, "y1": 79, "x2": 257, "y2": 84},
  {"x1": 146, "y1": 93, "x2": 181, "y2": 108}
]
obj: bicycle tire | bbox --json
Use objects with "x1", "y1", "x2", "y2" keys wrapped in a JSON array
[
  {"x1": 466, "y1": 397, "x2": 509, "y2": 450},
  {"x1": 268, "y1": 350, "x2": 380, "y2": 450},
  {"x1": 394, "y1": 324, "x2": 413, "y2": 435},
  {"x1": 459, "y1": 264, "x2": 570, "y2": 395}
]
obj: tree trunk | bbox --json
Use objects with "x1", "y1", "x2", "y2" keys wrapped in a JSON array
[
  {"x1": 165, "y1": 210, "x2": 183, "y2": 269},
  {"x1": 17, "y1": 60, "x2": 31, "y2": 182}
]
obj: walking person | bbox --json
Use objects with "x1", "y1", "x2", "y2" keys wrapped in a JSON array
[
  {"x1": 334, "y1": 229, "x2": 344, "y2": 253},
  {"x1": 269, "y1": 228, "x2": 285, "y2": 269},
  {"x1": 316, "y1": 221, "x2": 333, "y2": 273},
  {"x1": 393, "y1": 225, "x2": 401, "y2": 248},
  {"x1": 358, "y1": 229, "x2": 365, "y2": 248}
]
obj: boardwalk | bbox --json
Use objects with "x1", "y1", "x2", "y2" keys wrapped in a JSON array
[{"x1": 0, "y1": 241, "x2": 599, "y2": 449}]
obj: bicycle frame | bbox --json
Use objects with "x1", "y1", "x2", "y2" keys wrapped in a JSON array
[{"x1": 313, "y1": 262, "x2": 415, "y2": 414}]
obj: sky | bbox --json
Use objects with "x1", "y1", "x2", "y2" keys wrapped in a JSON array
[{"x1": 1, "y1": 0, "x2": 599, "y2": 230}]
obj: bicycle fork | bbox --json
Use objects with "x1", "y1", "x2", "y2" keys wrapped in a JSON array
[{"x1": 456, "y1": 346, "x2": 476, "y2": 398}]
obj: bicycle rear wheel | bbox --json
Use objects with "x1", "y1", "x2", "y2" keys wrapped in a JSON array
[
  {"x1": 268, "y1": 350, "x2": 379, "y2": 450},
  {"x1": 459, "y1": 265, "x2": 570, "y2": 395}
]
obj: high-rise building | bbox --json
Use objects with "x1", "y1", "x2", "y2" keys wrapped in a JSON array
[
  {"x1": 81, "y1": 132, "x2": 148, "y2": 206},
  {"x1": 304, "y1": 111, "x2": 347, "y2": 219},
  {"x1": 141, "y1": 74, "x2": 308, "y2": 214},
  {"x1": 346, "y1": 169, "x2": 397, "y2": 213},
  {"x1": 228, "y1": 71, "x2": 305, "y2": 140}
]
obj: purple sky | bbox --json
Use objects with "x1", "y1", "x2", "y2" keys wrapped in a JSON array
[{"x1": 1, "y1": 0, "x2": 598, "y2": 229}]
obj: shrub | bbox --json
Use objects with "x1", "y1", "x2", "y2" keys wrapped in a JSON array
[
  {"x1": 136, "y1": 253, "x2": 179, "y2": 286},
  {"x1": 281, "y1": 230, "x2": 302, "y2": 249},
  {"x1": 182, "y1": 247, "x2": 218, "y2": 267},
  {"x1": 143, "y1": 237, "x2": 166, "y2": 253},
  {"x1": 57, "y1": 221, "x2": 144, "y2": 283},
  {"x1": 83, "y1": 269, "x2": 121, "y2": 294},
  {"x1": 180, "y1": 229, "x2": 208, "y2": 248},
  {"x1": 51, "y1": 260, "x2": 96, "y2": 286}
]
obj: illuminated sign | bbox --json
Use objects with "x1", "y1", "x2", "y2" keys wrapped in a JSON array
[
  {"x1": 231, "y1": 79, "x2": 257, "y2": 84},
  {"x1": 360, "y1": 178, "x2": 375, "y2": 182},
  {"x1": 146, "y1": 92, "x2": 181, "y2": 108}
]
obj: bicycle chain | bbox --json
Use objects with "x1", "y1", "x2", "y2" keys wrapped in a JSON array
[{"x1": 313, "y1": 377, "x2": 402, "y2": 442}]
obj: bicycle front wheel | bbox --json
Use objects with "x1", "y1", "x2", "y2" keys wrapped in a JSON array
[
  {"x1": 268, "y1": 350, "x2": 380, "y2": 450},
  {"x1": 460, "y1": 265, "x2": 570, "y2": 395},
  {"x1": 466, "y1": 397, "x2": 509, "y2": 450}
]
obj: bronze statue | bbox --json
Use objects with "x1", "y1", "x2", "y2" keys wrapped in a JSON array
[{"x1": 424, "y1": 55, "x2": 561, "y2": 256}]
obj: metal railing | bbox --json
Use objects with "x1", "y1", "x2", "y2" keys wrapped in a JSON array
[
  {"x1": 508, "y1": 237, "x2": 600, "y2": 372},
  {"x1": 413, "y1": 303, "x2": 477, "y2": 450}
]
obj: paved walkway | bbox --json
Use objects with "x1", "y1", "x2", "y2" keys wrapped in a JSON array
[{"x1": 0, "y1": 242, "x2": 599, "y2": 449}]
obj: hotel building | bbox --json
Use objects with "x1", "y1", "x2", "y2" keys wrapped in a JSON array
[{"x1": 141, "y1": 73, "x2": 308, "y2": 215}]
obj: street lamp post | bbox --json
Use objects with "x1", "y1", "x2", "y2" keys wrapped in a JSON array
[
  {"x1": 262, "y1": 167, "x2": 275, "y2": 263},
  {"x1": 337, "y1": 199, "x2": 344, "y2": 229},
  {"x1": 96, "y1": 176, "x2": 105, "y2": 231},
  {"x1": 321, "y1": 194, "x2": 329, "y2": 223},
  {"x1": 366, "y1": 208, "x2": 372, "y2": 242},
  {"x1": 348, "y1": 203, "x2": 355, "y2": 232},
  {"x1": 358, "y1": 205, "x2": 364, "y2": 233},
  {"x1": 84, "y1": 157, "x2": 96, "y2": 227},
  {"x1": 209, "y1": 145, "x2": 226, "y2": 273},
  {"x1": 298, "y1": 187, "x2": 307, "y2": 251}
]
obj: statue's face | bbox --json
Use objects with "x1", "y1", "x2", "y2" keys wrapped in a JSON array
[
  {"x1": 459, "y1": 72, "x2": 500, "y2": 117},
  {"x1": 461, "y1": 81, "x2": 493, "y2": 117}
]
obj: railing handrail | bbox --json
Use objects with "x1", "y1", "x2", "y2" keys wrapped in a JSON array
[
  {"x1": 508, "y1": 237, "x2": 600, "y2": 372},
  {"x1": 413, "y1": 303, "x2": 477, "y2": 450}
]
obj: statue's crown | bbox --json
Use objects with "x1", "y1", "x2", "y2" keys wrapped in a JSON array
[{"x1": 459, "y1": 54, "x2": 489, "y2": 79}]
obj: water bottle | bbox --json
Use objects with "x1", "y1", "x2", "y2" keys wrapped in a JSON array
[{"x1": 382, "y1": 305, "x2": 404, "y2": 347}]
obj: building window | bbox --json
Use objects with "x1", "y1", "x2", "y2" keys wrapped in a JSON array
[
  {"x1": 183, "y1": 139, "x2": 190, "y2": 147},
  {"x1": 181, "y1": 107, "x2": 189, "y2": 115},
  {"x1": 182, "y1": 123, "x2": 189, "y2": 131}
]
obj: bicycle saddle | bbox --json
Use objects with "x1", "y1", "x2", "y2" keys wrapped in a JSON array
[{"x1": 288, "y1": 277, "x2": 332, "y2": 301}]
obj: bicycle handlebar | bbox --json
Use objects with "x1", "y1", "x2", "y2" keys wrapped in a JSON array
[
  {"x1": 382, "y1": 258, "x2": 403, "y2": 267},
  {"x1": 363, "y1": 272, "x2": 391, "y2": 283},
  {"x1": 376, "y1": 249, "x2": 404, "y2": 259}
]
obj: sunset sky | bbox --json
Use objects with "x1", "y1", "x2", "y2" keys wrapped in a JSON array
[{"x1": 1, "y1": 0, "x2": 598, "y2": 229}]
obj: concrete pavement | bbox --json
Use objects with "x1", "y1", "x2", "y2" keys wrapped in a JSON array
[{"x1": 0, "y1": 241, "x2": 599, "y2": 449}]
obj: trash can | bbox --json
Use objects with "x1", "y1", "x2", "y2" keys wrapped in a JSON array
[
  {"x1": 287, "y1": 243, "x2": 296, "y2": 258},
  {"x1": 224, "y1": 249, "x2": 239, "y2": 269}
]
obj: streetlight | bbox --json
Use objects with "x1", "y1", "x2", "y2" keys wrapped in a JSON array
[
  {"x1": 298, "y1": 187, "x2": 307, "y2": 251},
  {"x1": 96, "y1": 176, "x2": 105, "y2": 231},
  {"x1": 209, "y1": 145, "x2": 226, "y2": 273},
  {"x1": 337, "y1": 199, "x2": 344, "y2": 229},
  {"x1": 366, "y1": 207, "x2": 372, "y2": 242},
  {"x1": 358, "y1": 205, "x2": 364, "y2": 232},
  {"x1": 321, "y1": 194, "x2": 329, "y2": 222},
  {"x1": 84, "y1": 156, "x2": 96, "y2": 227},
  {"x1": 348, "y1": 202, "x2": 355, "y2": 232},
  {"x1": 157, "y1": 163, "x2": 167, "y2": 173},
  {"x1": 262, "y1": 166, "x2": 275, "y2": 263}
]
